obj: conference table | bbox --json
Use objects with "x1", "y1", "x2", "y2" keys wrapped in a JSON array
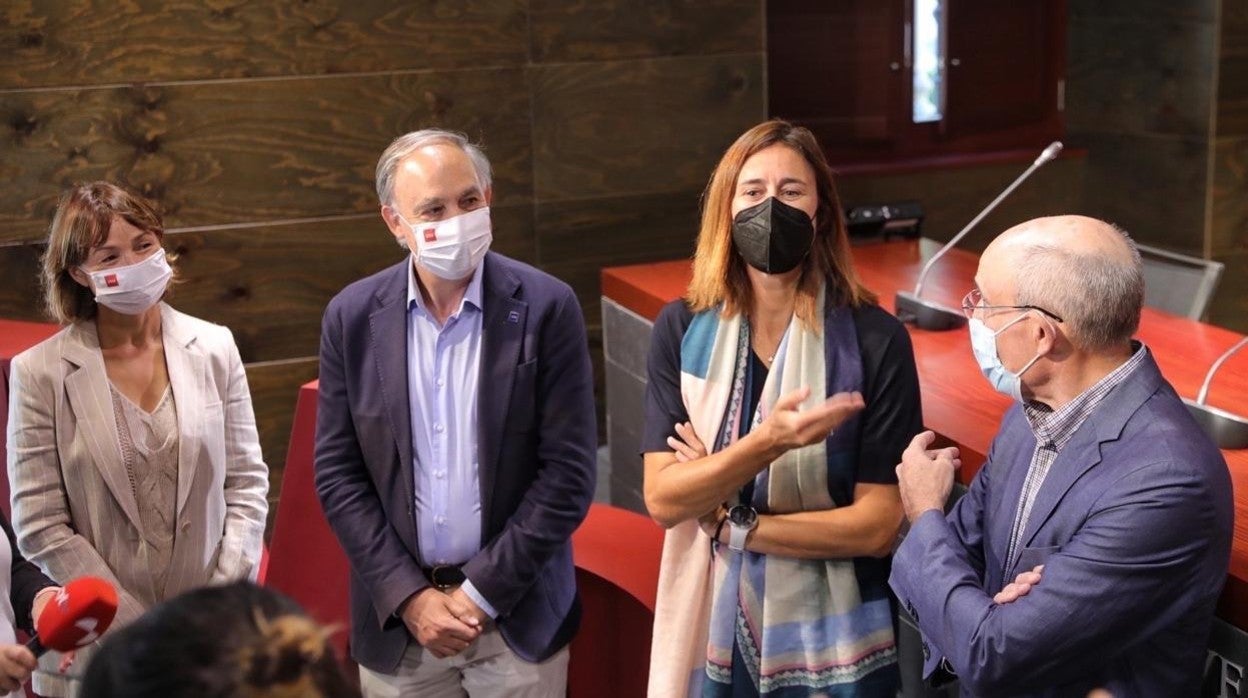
[{"x1": 602, "y1": 238, "x2": 1248, "y2": 627}]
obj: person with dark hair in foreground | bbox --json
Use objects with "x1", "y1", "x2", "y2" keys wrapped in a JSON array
[{"x1": 80, "y1": 581, "x2": 358, "y2": 698}]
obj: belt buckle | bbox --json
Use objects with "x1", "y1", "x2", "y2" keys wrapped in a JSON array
[{"x1": 429, "y1": 565, "x2": 458, "y2": 590}]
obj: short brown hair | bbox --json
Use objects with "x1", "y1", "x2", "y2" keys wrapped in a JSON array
[
  {"x1": 42, "y1": 182, "x2": 168, "y2": 324},
  {"x1": 686, "y1": 120, "x2": 875, "y2": 325}
]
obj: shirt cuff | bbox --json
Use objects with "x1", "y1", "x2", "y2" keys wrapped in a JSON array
[{"x1": 461, "y1": 580, "x2": 498, "y2": 619}]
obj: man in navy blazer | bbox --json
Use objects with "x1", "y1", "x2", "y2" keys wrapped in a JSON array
[
  {"x1": 314, "y1": 129, "x2": 596, "y2": 696},
  {"x1": 891, "y1": 215, "x2": 1232, "y2": 697}
]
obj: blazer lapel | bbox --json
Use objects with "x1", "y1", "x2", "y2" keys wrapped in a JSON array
[
  {"x1": 61, "y1": 323, "x2": 148, "y2": 539},
  {"x1": 368, "y1": 263, "x2": 417, "y2": 545},
  {"x1": 162, "y1": 305, "x2": 206, "y2": 521},
  {"x1": 1018, "y1": 351, "x2": 1164, "y2": 554},
  {"x1": 477, "y1": 255, "x2": 524, "y2": 529},
  {"x1": 1016, "y1": 427, "x2": 1104, "y2": 555}
]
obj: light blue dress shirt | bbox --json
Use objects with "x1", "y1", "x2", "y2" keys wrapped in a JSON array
[{"x1": 406, "y1": 262, "x2": 496, "y2": 617}]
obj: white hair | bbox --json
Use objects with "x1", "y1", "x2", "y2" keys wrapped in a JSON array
[
  {"x1": 374, "y1": 129, "x2": 493, "y2": 207},
  {"x1": 1014, "y1": 224, "x2": 1144, "y2": 351}
]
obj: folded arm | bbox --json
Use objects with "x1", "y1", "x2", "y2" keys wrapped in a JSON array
[{"x1": 894, "y1": 461, "x2": 1221, "y2": 695}]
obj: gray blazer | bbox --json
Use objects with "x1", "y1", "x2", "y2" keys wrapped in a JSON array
[{"x1": 6, "y1": 303, "x2": 268, "y2": 694}]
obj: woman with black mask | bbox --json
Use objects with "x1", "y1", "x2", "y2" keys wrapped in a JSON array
[{"x1": 641, "y1": 120, "x2": 923, "y2": 697}]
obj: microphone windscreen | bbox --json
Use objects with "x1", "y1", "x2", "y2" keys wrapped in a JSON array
[
  {"x1": 1036, "y1": 141, "x2": 1064, "y2": 164},
  {"x1": 35, "y1": 576, "x2": 120, "y2": 652}
]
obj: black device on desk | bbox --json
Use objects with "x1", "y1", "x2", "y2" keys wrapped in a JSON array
[{"x1": 846, "y1": 201, "x2": 924, "y2": 241}]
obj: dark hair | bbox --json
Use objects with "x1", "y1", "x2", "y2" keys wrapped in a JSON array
[
  {"x1": 80, "y1": 582, "x2": 359, "y2": 698},
  {"x1": 42, "y1": 181, "x2": 174, "y2": 324}
]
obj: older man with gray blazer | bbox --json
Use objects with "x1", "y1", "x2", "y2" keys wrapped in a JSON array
[
  {"x1": 6, "y1": 182, "x2": 269, "y2": 696},
  {"x1": 891, "y1": 215, "x2": 1233, "y2": 697}
]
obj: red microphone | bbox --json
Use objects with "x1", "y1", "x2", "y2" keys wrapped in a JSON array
[{"x1": 26, "y1": 577, "x2": 119, "y2": 656}]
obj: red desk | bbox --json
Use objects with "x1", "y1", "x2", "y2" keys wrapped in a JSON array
[
  {"x1": 602, "y1": 240, "x2": 1248, "y2": 626},
  {"x1": 269, "y1": 381, "x2": 665, "y2": 696},
  {"x1": 0, "y1": 319, "x2": 61, "y2": 517}
]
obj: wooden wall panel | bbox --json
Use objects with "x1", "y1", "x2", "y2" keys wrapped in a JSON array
[
  {"x1": 0, "y1": 204, "x2": 535, "y2": 364},
  {"x1": 536, "y1": 190, "x2": 699, "y2": 329},
  {"x1": 0, "y1": 2, "x2": 771, "y2": 476},
  {"x1": 1219, "y1": 2, "x2": 1248, "y2": 137},
  {"x1": 1211, "y1": 138, "x2": 1248, "y2": 256},
  {"x1": 0, "y1": 68, "x2": 533, "y2": 242},
  {"x1": 0, "y1": 1, "x2": 527, "y2": 88},
  {"x1": 0, "y1": 243, "x2": 45, "y2": 322},
  {"x1": 836, "y1": 157, "x2": 1085, "y2": 253},
  {"x1": 529, "y1": 0, "x2": 761, "y2": 62},
  {"x1": 1067, "y1": 16, "x2": 1215, "y2": 138},
  {"x1": 167, "y1": 204, "x2": 535, "y2": 363},
  {"x1": 530, "y1": 53, "x2": 764, "y2": 202}
]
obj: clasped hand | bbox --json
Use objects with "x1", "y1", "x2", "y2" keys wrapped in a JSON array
[{"x1": 401, "y1": 587, "x2": 488, "y2": 659}]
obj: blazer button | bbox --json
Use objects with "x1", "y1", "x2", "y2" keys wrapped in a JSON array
[
  {"x1": 907, "y1": 602, "x2": 918, "y2": 623},
  {"x1": 922, "y1": 641, "x2": 930, "y2": 661}
]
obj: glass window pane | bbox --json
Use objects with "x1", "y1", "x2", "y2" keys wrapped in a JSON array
[{"x1": 913, "y1": 0, "x2": 944, "y2": 123}]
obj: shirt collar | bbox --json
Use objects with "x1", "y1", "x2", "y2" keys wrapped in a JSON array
[
  {"x1": 406, "y1": 258, "x2": 485, "y2": 317},
  {"x1": 1023, "y1": 341, "x2": 1147, "y2": 449}
]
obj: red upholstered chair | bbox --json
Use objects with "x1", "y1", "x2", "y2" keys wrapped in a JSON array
[
  {"x1": 568, "y1": 503, "x2": 664, "y2": 698},
  {"x1": 263, "y1": 381, "x2": 353, "y2": 664}
]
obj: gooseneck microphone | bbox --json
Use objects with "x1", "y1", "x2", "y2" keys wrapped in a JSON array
[
  {"x1": 26, "y1": 576, "x2": 119, "y2": 657},
  {"x1": 895, "y1": 141, "x2": 1064, "y2": 331},
  {"x1": 1183, "y1": 336, "x2": 1248, "y2": 449}
]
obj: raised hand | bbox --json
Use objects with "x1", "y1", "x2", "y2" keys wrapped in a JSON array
[
  {"x1": 896, "y1": 431, "x2": 961, "y2": 522},
  {"x1": 757, "y1": 388, "x2": 866, "y2": 455}
]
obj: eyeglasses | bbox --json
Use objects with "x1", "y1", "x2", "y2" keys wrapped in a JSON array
[{"x1": 961, "y1": 288, "x2": 1064, "y2": 322}]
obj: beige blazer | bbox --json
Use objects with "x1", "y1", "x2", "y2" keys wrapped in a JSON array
[{"x1": 5, "y1": 304, "x2": 268, "y2": 694}]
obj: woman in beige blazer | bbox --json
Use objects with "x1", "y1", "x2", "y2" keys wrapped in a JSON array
[{"x1": 5, "y1": 182, "x2": 269, "y2": 696}]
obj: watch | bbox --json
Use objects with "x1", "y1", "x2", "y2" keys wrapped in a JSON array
[{"x1": 726, "y1": 504, "x2": 758, "y2": 552}]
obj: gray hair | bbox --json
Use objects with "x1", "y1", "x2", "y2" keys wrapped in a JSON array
[
  {"x1": 1014, "y1": 225, "x2": 1144, "y2": 351},
  {"x1": 374, "y1": 129, "x2": 493, "y2": 207}
]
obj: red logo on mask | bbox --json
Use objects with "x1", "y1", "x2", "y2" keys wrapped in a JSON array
[
  {"x1": 423, "y1": 228, "x2": 437, "y2": 243},
  {"x1": 104, "y1": 274, "x2": 119, "y2": 287}
]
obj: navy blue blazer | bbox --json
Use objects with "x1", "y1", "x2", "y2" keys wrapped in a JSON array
[
  {"x1": 314, "y1": 252, "x2": 597, "y2": 673},
  {"x1": 891, "y1": 351, "x2": 1232, "y2": 697}
]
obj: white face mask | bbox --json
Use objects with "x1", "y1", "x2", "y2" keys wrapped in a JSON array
[
  {"x1": 968, "y1": 313, "x2": 1043, "y2": 402},
  {"x1": 397, "y1": 206, "x2": 492, "y2": 281},
  {"x1": 83, "y1": 248, "x2": 173, "y2": 316}
]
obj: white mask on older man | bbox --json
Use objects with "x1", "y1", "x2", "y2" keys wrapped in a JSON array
[{"x1": 398, "y1": 207, "x2": 493, "y2": 280}]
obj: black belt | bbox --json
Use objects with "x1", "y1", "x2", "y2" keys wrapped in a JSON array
[{"x1": 421, "y1": 565, "x2": 466, "y2": 590}]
